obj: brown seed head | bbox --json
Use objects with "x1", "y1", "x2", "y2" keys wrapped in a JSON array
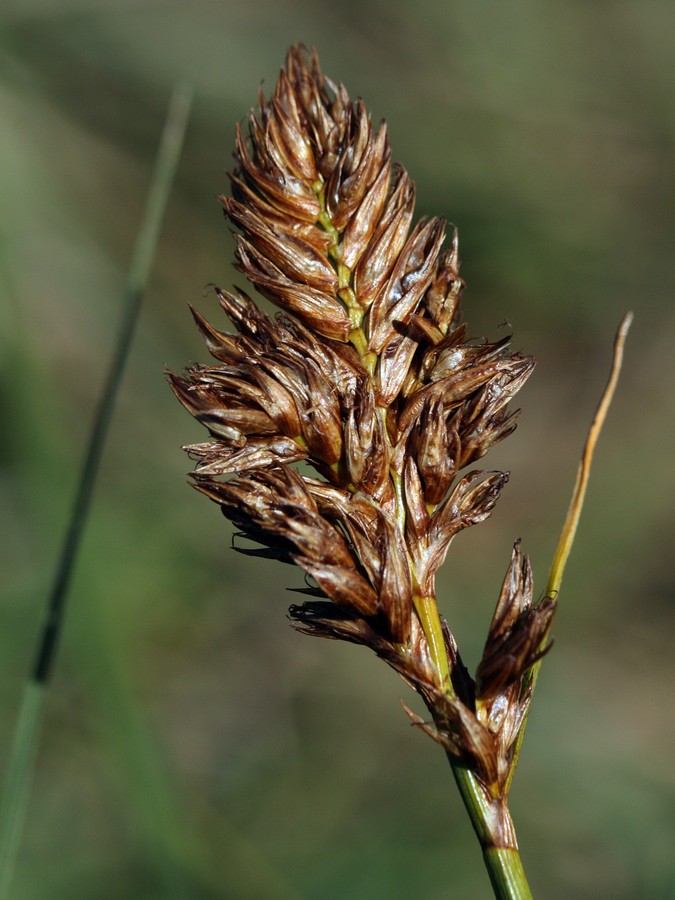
[{"x1": 172, "y1": 44, "x2": 537, "y2": 789}]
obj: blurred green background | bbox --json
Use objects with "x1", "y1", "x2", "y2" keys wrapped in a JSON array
[{"x1": 2, "y1": 1, "x2": 674, "y2": 897}]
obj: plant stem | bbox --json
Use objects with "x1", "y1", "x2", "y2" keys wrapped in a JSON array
[
  {"x1": 0, "y1": 83, "x2": 192, "y2": 898},
  {"x1": 0, "y1": 686, "x2": 43, "y2": 899},
  {"x1": 482, "y1": 848, "x2": 533, "y2": 900},
  {"x1": 450, "y1": 763, "x2": 533, "y2": 899},
  {"x1": 415, "y1": 589, "x2": 533, "y2": 897},
  {"x1": 413, "y1": 594, "x2": 451, "y2": 691}
]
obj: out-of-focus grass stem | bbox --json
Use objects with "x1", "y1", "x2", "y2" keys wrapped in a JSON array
[{"x1": 0, "y1": 83, "x2": 192, "y2": 898}]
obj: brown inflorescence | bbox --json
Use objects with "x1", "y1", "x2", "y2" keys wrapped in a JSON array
[{"x1": 170, "y1": 45, "x2": 555, "y2": 796}]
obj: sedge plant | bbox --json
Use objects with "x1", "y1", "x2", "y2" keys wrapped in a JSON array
[{"x1": 170, "y1": 46, "x2": 630, "y2": 899}]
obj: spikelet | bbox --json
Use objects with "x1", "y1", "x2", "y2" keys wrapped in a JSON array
[{"x1": 170, "y1": 45, "x2": 549, "y2": 793}]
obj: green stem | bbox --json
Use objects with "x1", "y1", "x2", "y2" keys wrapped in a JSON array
[
  {"x1": 413, "y1": 594, "x2": 451, "y2": 692},
  {"x1": 483, "y1": 849, "x2": 533, "y2": 900},
  {"x1": 414, "y1": 591, "x2": 533, "y2": 897},
  {"x1": 451, "y1": 764, "x2": 533, "y2": 900},
  {"x1": 413, "y1": 585, "x2": 532, "y2": 897},
  {"x1": 0, "y1": 83, "x2": 192, "y2": 898},
  {"x1": 0, "y1": 685, "x2": 43, "y2": 898}
]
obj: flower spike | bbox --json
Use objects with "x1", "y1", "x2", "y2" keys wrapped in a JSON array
[
  {"x1": 172, "y1": 44, "x2": 536, "y2": 782},
  {"x1": 169, "y1": 44, "x2": 633, "y2": 899}
]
